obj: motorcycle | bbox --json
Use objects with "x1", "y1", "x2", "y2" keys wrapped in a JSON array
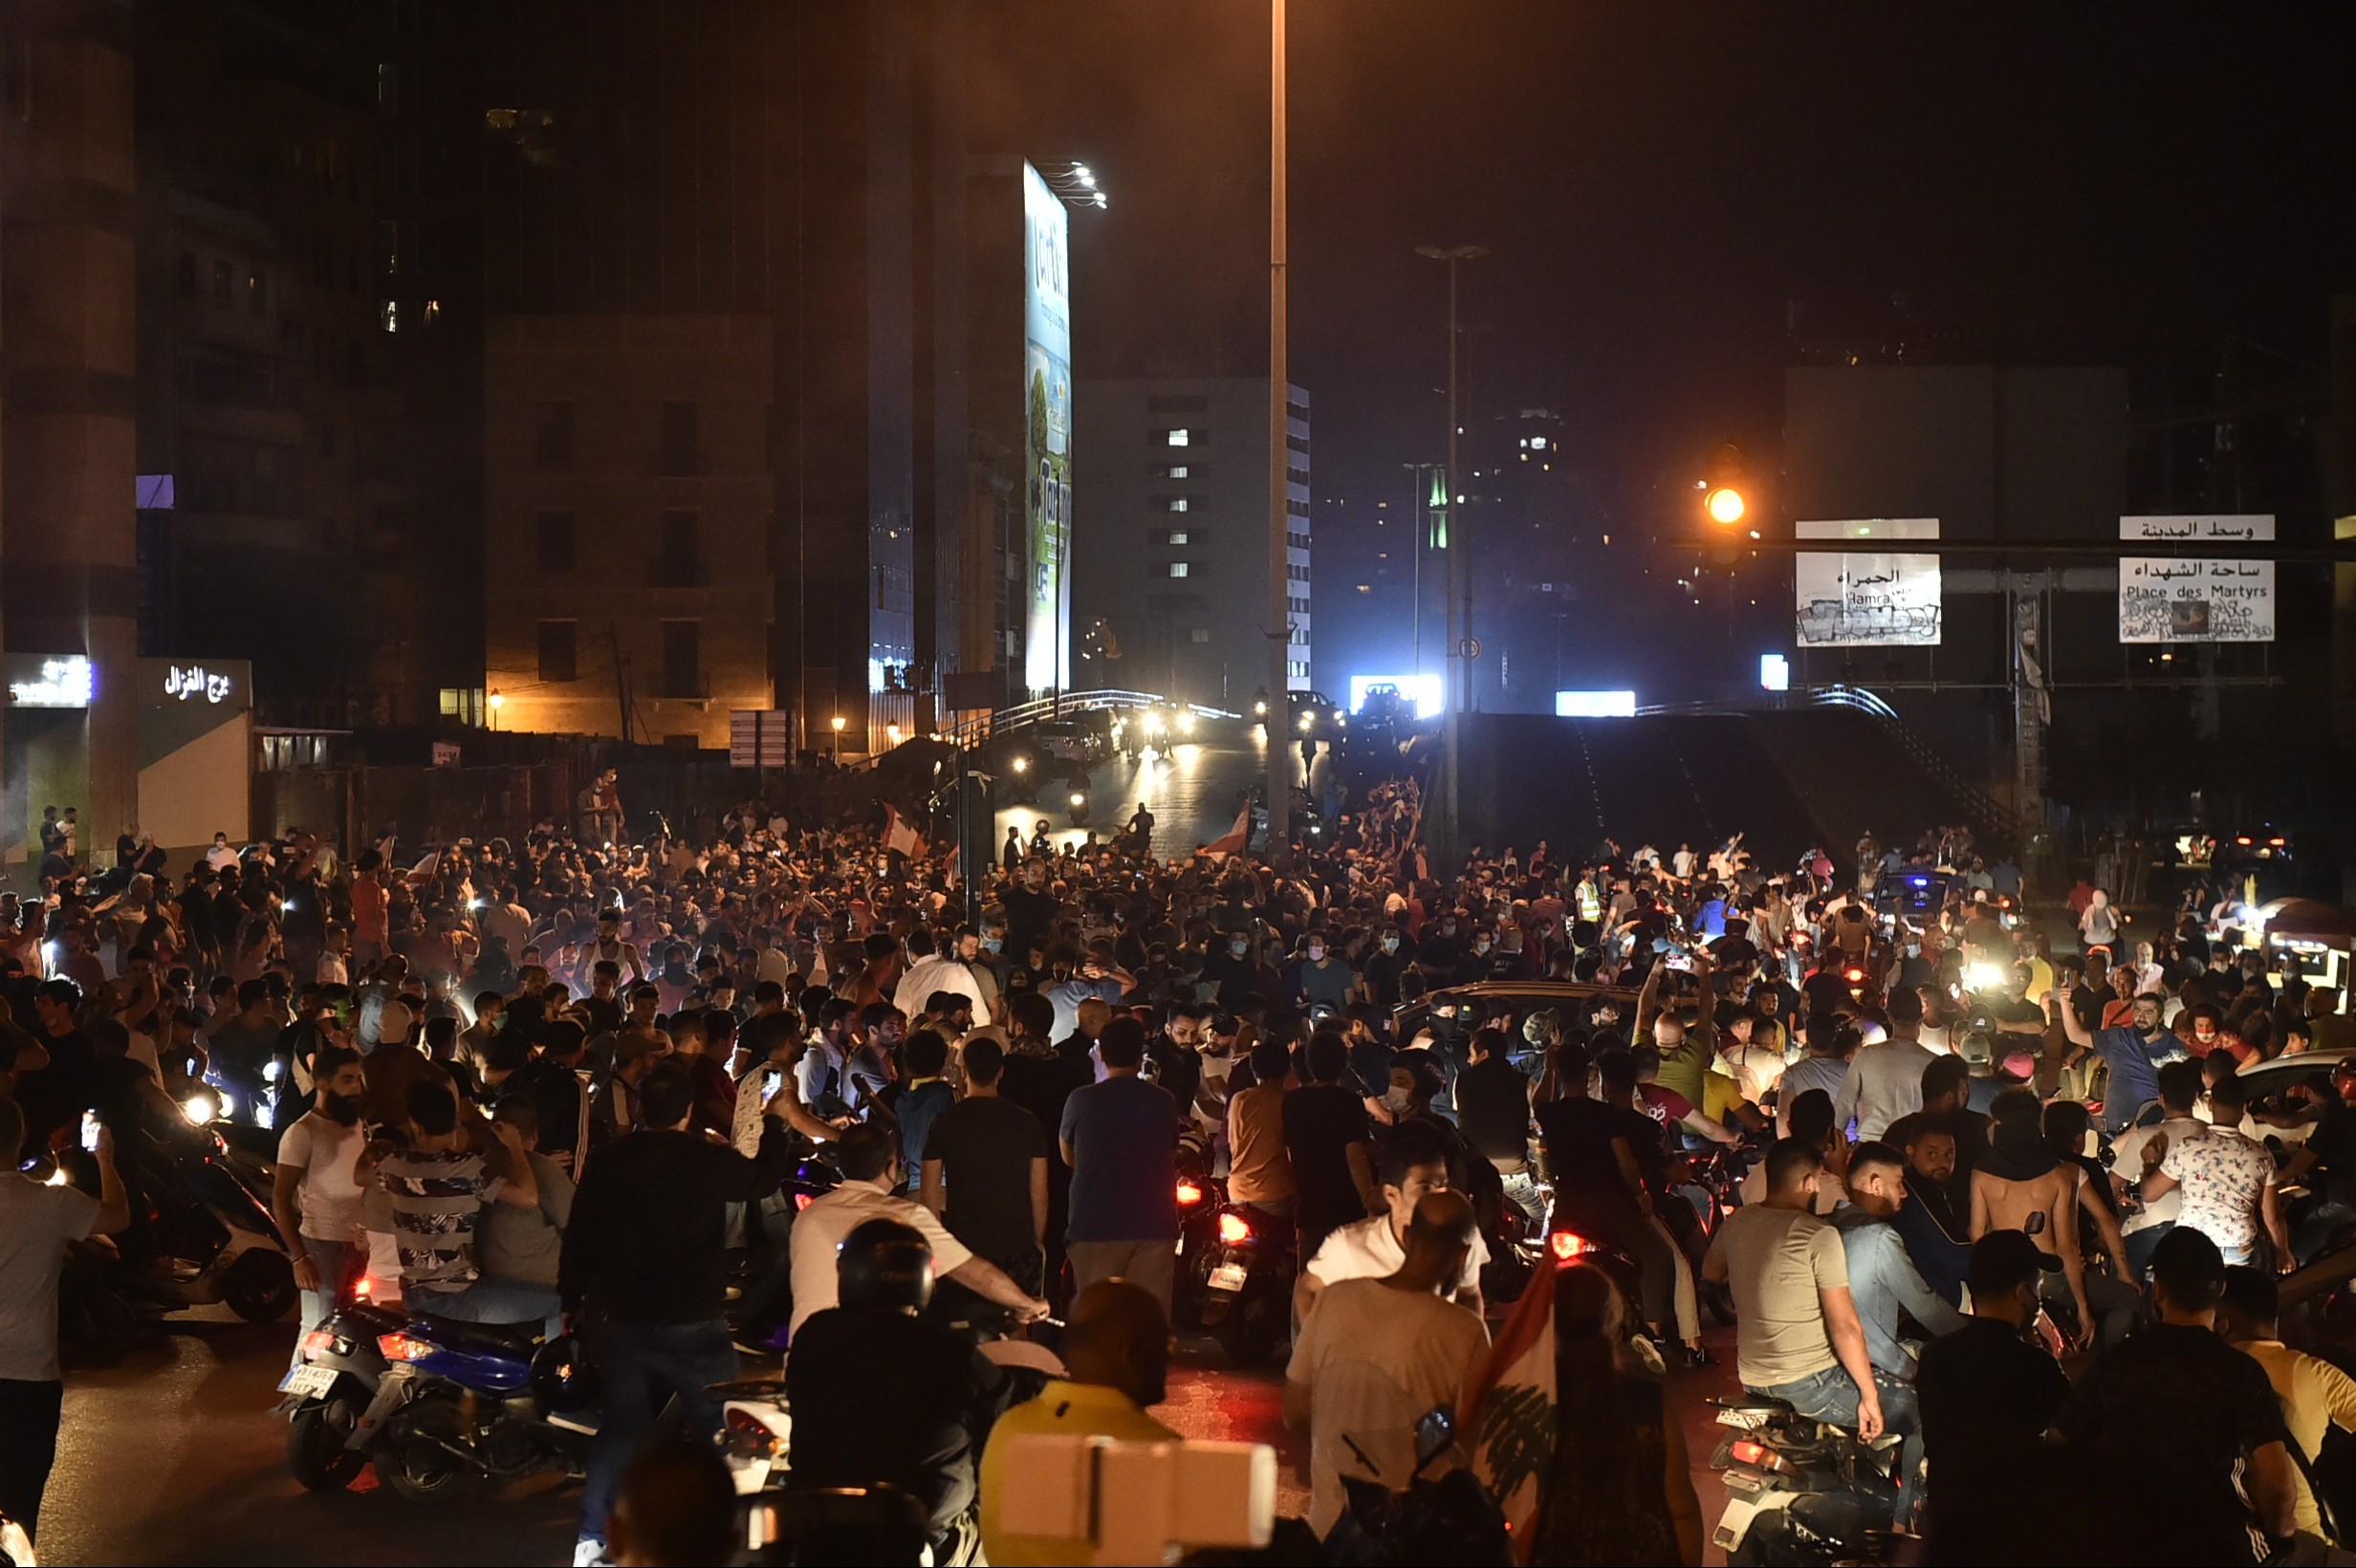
[
  {"x1": 279, "y1": 1293, "x2": 406, "y2": 1491},
  {"x1": 1324, "y1": 1405, "x2": 1513, "y2": 1566},
  {"x1": 1066, "y1": 787, "x2": 1092, "y2": 828},
  {"x1": 1706, "y1": 1392, "x2": 1907, "y2": 1565},
  {"x1": 351, "y1": 1316, "x2": 593, "y2": 1503},
  {"x1": 62, "y1": 1110, "x2": 296, "y2": 1328},
  {"x1": 1191, "y1": 1196, "x2": 1295, "y2": 1367},
  {"x1": 1169, "y1": 1138, "x2": 1226, "y2": 1331}
]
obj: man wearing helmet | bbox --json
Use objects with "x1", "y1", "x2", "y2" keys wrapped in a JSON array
[{"x1": 787, "y1": 1217, "x2": 1014, "y2": 1559}]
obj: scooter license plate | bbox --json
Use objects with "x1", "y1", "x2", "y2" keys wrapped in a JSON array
[
  {"x1": 278, "y1": 1364, "x2": 337, "y2": 1399},
  {"x1": 1209, "y1": 1263, "x2": 1249, "y2": 1293}
]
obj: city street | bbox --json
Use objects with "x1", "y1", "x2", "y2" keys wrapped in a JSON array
[
  {"x1": 35, "y1": 1305, "x2": 1313, "y2": 1567},
  {"x1": 991, "y1": 719, "x2": 1332, "y2": 858},
  {"x1": 38, "y1": 1303, "x2": 1750, "y2": 1567}
]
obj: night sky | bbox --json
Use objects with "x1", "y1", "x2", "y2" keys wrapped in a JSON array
[{"x1": 969, "y1": 3, "x2": 2356, "y2": 687}]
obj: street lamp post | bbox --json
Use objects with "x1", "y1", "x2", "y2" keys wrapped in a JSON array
[
  {"x1": 829, "y1": 712, "x2": 845, "y2": 765},
  {"x1": 487, "y1": 689, "x2": 504, "y2": 731},
  {"x1": 1265, "y1": 0, "x2": 1291, "y2": 868},
  {"x1": 1414, "y1": 243, "x2": 1487, "y2": 867}
]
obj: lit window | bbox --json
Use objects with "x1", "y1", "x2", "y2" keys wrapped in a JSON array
[
  {"x1": 1190, "y1": 628, "x2": 1211, "y2": 643},
  {"x1": 1167, "y1": 465, "x2": 1189, "y2": 478},
  {"x1": 1167, "y1": 563, "x2": 1189, "y2": 578},
  {"x1": 380, "y1": 299, "x2": 399, "y2": 333},
  {"x1": 1167, "y1": 498, "x2": 1189, "y2": 512},
  {"x1": 1166, "y1": 429, "x2": 1190, "y2": 446},
  {"x1": 1167, "y1": 530, "x2": 1189, "y2": 546}
]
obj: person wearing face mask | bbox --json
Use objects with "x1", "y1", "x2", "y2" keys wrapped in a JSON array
[
  {"x1": 1452, "y1": 926, "x2": 1501, "y2": 988},
  {"x1": 272, "y1": 1043, "x2": 372, "y2": 1350},
  {"x1": 1201, "y1": 927, "x2": 1263, "y2": 1013},
  {"x1": 1291, "y1": 932, "x2": 1353, "y2": 1015},
  {"x1": 1418, "y1": 911, "x2": 1466, "y2": 976},
  {"x1": 1361, "y1": 925, "x2": 1407, "y2": 1012}
]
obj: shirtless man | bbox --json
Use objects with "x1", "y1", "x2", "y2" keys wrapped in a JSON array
[{"x1": 1969, "y1": 1086, "x2": 2134, "y2": 1347}]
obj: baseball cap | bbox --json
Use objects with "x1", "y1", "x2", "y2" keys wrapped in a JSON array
[{"x1": 1969, "y1": 1230, "x2": 2062, "y2": 1298}]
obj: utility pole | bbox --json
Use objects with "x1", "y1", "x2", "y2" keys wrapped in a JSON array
[
  {"x1": 1264, "y1": 0, "x2": 1291, "y2": 867},
  {"x1": 1415, "y1": 245, "x2": 1486, "y2": 864}
]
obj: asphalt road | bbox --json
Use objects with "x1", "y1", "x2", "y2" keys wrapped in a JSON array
[
  {"x1": 38, "y1": 1298, "x2": 1746, "y2": 1566},
  {"x1": 34, "y1": 1304, "x2": 1308, "y2": 1567},
  {"x1": 990, "y1": 717, "x2": 1329, "y2": 860}
]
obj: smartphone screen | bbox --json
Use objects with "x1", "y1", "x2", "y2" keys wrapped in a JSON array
[{"x1": 80, "y1": 1112, "x2": 101, "y2": 1153}]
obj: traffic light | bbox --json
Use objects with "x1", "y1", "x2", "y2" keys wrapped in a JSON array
[{"x1": 1702, "y1": 443, "x2": 1749, "y2": 529}]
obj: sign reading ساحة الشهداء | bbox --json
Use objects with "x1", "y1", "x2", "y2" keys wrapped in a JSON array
[{"x1": 2117, "y1": 515, "x2": 2274, "y2": 643}]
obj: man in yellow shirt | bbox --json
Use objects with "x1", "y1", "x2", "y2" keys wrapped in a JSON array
[
  {"x1": 980, "y1": 1280, "x2": 1179, "y2": 1565},
  {"x1": 2220, "y1": 1265, "x2": 2356, "y2": 1539}
]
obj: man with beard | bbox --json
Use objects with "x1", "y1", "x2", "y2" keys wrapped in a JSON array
[{"x1": 272, "y1": 1044, "x2": 372, "y2": 1344}]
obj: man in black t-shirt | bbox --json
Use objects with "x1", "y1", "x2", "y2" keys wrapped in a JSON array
[
  {"x1": 788, "y1": 1219, "x2": 1011, "y2": 1555},
  {"x1": 2055, "y1": 1228, "x2": 2298, "y2": 1565},
  {"x1": 1916, "y1": 1231, "x2": 2072, "y2": 1562},
  {"x1": 1534, "y1": 1041, "x2": 1675, "y2": 1337},
  {"x1": 1283, "y1": 1032, "x2": 1376, "y2": 1260},
  {"x1": 994, "y1": 992, "x2": 1090, "y2": 1294},
  {"x1": 921, "y1": 1036, "x2": 1049, "y2": 1298}
]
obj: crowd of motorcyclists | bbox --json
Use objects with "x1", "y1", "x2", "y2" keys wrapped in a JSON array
[{"x1": 3, "y1": 772, "x2": 2354, "y2": 1564}]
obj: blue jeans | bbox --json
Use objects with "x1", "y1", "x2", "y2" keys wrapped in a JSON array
[
  {"x1": 578, "y1": 1318, "x2": 737, "y2": 1547},
  {"x1": 294, "y1": 1236, "x2": 363, "y2": 1358},
  {"x1": 1754, "y1": 1362, "x2": 1921, "y2": 1491},
  {"x1": 425, "y1": 1277, "x2": 564, "y2": 1338},
  {"x1": 2123, "y1": 1221, "x2": 2173, "y2": 1282}
]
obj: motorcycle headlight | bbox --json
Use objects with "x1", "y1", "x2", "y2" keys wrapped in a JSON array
[{"x1": 182, "y1": 1094, "x2": 217, "y2": 1126}]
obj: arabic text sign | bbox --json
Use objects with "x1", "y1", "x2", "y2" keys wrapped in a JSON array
[
  {"x1": 2117, "y1": 515, "x2": 2274, "y2": 643},
  {"x1": 1793, "y1": 519, "x2": 1941, "y2": 646}
]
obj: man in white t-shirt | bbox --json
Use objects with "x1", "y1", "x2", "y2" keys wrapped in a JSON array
[
  {"x1": 784, "y1": 1124, "x2": 1047, "y2": 1341},
  {"x1": 1285, "y1": 1190, "x2": 1491, "y2": 1534},
  {"x1": 0, "y1": 1094, "x2": 129, "y2": 1543},
  {"x1": 1297, "y1": 1129, "x2": 1488, "y2": 1323},
  {"x1": 271, "y1": 1044, "x2": 372, "y2": 1342}
]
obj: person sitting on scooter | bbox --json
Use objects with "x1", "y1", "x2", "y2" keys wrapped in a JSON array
[
  {"x1": 1298, "y1": 1125, "x2": 1486, "y2": 1325},
  {"x1": 370, "y1": 1077, "x2": 550, "y2": 1326},
  {"x1": 787, "y1": 1218, "x2": 1014, "y2": 1561}
]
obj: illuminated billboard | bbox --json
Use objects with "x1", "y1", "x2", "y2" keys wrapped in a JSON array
[
  {"x1": 1022, "y1": 164, "x2": 1073, "y2": 694},
  {"x1": 1794, "y1": 519, "x2": 1942, "y2": 646},
  {"x1": 2118, "y1": 515, "x2": 2275, "y2": 642},
  {"x1": 1556, "y1": 689, "x2": 1637, "y2": 717}
]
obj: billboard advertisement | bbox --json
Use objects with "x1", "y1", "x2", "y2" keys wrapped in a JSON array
[
  {"x1": 1794, "y1": 519, "x2": 1942, "y2": 646},
  {"x1": 1022, "y1": 164, "x2": 1073, "y2": 694},
  {"x1": 2118, "y1": 515, "x2": 2275, "y2": 642}
]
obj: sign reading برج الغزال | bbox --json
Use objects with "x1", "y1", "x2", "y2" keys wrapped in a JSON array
[{"x1": 2117, "y1": 515, "x2": 2274, "y2": 643}]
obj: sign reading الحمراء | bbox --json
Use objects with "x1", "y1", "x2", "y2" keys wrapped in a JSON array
[
  {"x1": 1792, "y1": 519, "x2": 1942, "y2": 647},
  {"x1": 162, "y1": 664, "x2": 236, "y2": 704},
  {"x1": 2117, "y1": 515, "x2": 2275, "y2": 644}
]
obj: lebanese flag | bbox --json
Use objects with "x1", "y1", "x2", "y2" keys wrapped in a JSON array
[
  {"x1": 404, "y1": 851, "x2": 440, "y2": 887},
  {"x1": 883, "y1": 806, "x2": 925, "y2": 860},
  {"x1": 1201, "y1": 800, "x2": 1253, "y2": 860},
  {"x1": 1460, "y1": 1261, "x2": 1558, "y2": 1558}
]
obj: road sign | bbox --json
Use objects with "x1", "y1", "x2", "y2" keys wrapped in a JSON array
[{"x1": 1458, "y1": 637, "x2": 1482, "y2": 660}]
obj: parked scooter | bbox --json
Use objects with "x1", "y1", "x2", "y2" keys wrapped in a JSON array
[{"x1": 1706, "y1": 1391, "x2": 1907, "y2": 1565}]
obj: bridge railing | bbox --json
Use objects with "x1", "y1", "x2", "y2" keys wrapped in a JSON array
[{"x1": 935, "y1": 689, "x2": 1240, "y2": 751}]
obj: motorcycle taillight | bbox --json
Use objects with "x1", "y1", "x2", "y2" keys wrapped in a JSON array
[
  {"x1": 378, "y1": 1332, "x2": 433, "y2": 1362},
  {"x1": 301, "y1": 1329, "x2": 337, "y2": 1361},
  {"x1": 1177, "y1": 1181, "x2": 1204, "y2": 1207},
  {"x1": 1549, "y1": 1231, "x2": 1596, "y2": 1260},
  {"x1": 1217, "y1": 1212, "x2": 1253, "y2": 1244}
]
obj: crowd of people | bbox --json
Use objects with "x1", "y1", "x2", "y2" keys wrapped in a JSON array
[{"x1": 1, "y1": 772, "x2": 2353, "y2": 1564}]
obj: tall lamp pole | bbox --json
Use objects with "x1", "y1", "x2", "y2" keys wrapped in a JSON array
[
  {"x1": 1414, "y1": 244, "x2": 1486, "y2": 863},
  {"x1": 1264, "y1": 0, "x2": 1291, "y2": 867}
]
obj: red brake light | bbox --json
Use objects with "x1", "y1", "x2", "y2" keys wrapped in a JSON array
[
  {"x1": 2269, "y1": 838, "x2": 2285, "y2": 847},
  {"x1": 1844, "y1": 968, "x2": 1866, "y2": 983},
  {"x1": 2236, "y1": 837, "x2": 2253, "y2": 846},
  {"x1": 1550, "y1": 1231, "x2": 1595, "y2": 1260},
  {"x1": 794, "y1": 1192, "x2": 814, "y2": 1211},
  {"x1": 724, "y1": 1407, "x2": 784, "y2": 1455},
  {"x1": 301, "y1": 1329, "x2": 336, "y2": 1360},
  {"x1": 1730, "y1": 1439, "x2": 1770, "y2": 1468},
  {"x1": 1217, "y1": 1212, "x2": 1253, "y2": 1244},
  {"x1": 353, "y1": 1274, "x2": 374, "y2": 1300},
  {"x1": 1176, "y1": 1181, "x2": 1204, "y2": 1207},
  {"x1": 378, "y1": 1332, "x2": 431, "y2": 1362}
]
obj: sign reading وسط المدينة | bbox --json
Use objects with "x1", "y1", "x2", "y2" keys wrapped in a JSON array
[{"x1": 2117, "y1": 515, "x2": 2274, "y2": 643}]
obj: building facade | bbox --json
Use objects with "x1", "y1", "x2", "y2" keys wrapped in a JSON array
[
  {"x1": 1073, "y1": 380, "x2": 1310, "y2": 708},
  {"x1": 481, "y1": 315, "x2": 775, "y2": 748}
]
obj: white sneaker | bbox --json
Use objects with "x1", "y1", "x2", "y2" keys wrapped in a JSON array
[{"x1": 572, "y1": 1537, "x2": 613, "y2": 1568}]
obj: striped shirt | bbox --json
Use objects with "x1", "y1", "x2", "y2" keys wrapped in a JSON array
[{"x1": 378, "y1": 1147, "x2": 504, "y2": 1295}]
